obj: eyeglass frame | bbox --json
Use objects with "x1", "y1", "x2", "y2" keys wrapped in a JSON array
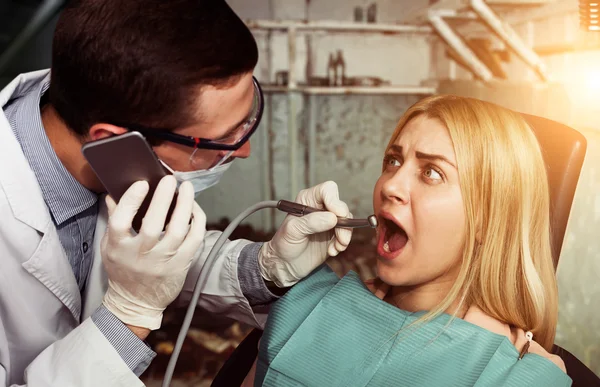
[{"x1": 113, "y1": 76, "x2": 264, "y2": 152}]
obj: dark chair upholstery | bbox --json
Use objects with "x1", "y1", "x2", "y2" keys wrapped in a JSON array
[
  {"x1": 553, "y1": 345, "x2": 600, "y2": 386},
  {"x1": 521, "y1": 114, "x2": 587, "y2": 269},
  {"x1": 212, "y1": 113, "x2": 598, "y2": 386},
  {"x1": 210, "y1": 328, "x2": 263, "y2": 386},
  {"x1": 521, "y1": 114, "x2": 599, "y2": 386}
]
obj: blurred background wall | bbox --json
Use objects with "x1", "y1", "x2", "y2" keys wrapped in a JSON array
[{"x1": 1, "y1": 0, "x2": 597, "y2": 381}]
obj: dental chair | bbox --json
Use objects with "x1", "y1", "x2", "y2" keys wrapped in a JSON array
[{"x1": 211, "y1": 113, "x2": 599, "y2": 386}]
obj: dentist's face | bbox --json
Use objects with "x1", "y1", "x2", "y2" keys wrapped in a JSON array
[
  {"x1": 153, "y1": 72, "x2": 255, "y2": 171},
  {"x1": 372, "y1": 115, "x2": 466, "y2": 288}
]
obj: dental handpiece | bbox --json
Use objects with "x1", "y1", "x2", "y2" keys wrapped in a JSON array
[{"x1": 276, "y1": 200, "x2": 378, "y2": 229}]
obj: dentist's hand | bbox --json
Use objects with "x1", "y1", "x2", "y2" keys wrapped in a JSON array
[
  {"x1": 101, "y1": 176, "x2": 206, "y2": 331},
  {"x1": 259, "y1": 181, "x2": 353, "y2": 288}
]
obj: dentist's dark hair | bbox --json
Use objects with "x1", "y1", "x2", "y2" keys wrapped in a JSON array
[{"x1": 49, "y1": 0, "x2": 258, "y2": 137}]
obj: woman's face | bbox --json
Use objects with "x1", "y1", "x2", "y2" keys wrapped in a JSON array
[{"x1": 373, "y1": 115, "x2": 466, "y2": 288}]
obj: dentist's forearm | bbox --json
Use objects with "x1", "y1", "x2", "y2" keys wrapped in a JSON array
[{"x1": 126, "y1": 325, "x2": 151, "y2": 341}]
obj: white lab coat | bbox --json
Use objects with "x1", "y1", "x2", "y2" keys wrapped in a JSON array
[{"x1": 0, "y1": 71, "x2": 267, "y2": 386}]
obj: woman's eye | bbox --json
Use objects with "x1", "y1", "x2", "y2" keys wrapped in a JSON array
[
  {"x1": 385, "y1": 156, "x2": 401, "y2": 167},
  {"x1": 424, "y1": 167, "x2": 442, "y2": 181}
]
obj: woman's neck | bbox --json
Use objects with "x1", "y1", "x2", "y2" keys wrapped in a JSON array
[{"x1": 384, "y1": 277, "x2": 467, "y2": 318}]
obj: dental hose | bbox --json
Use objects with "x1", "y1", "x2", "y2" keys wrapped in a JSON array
[
  {"x1": 161, "y1": 200, "x2": 377, "y2": 387},
  {"x1": 161, "y1": 200, "x2": 278, "y2": 387}
]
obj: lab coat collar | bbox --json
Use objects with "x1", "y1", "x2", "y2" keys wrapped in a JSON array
[
  {"x1": 0, "y1": 69, "x2": 50, "y2": 107},
  {"x1": 0, "y1": 70, "x2": 82, "y2": 321},
  {"x1": 0, "y1": 70, "x2": 53, "y2": 232}
]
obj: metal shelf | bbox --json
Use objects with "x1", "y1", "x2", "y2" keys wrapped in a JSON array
[
  {"x1": 262, "y1": 85, "x2": 437, "y2": 95},
  {"x1": 401, "y1": 0, "x2": 558, "y2": 24},
  {"x1": 245, "y1": 18, "x2": 435, "y2": 203},
  {"x1": 246, "y1": 19, "x2": 431, "y2": 34}
]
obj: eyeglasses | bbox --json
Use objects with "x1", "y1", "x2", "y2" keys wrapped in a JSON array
[{"x1": 118, "y1": 76, "x2": 264, "y2": 169}]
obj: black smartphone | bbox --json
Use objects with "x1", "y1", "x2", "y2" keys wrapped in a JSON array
[{"x1": 82, "y1": 131, "x2": 176, "y2": 232}]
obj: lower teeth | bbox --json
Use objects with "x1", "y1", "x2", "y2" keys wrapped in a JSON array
[{"x1": 383, "y1": 241, "x2": 391, "y2": 253}]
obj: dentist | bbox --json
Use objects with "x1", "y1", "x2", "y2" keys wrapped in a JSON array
[{"x1": 0, "y1": 0, "x2": 352, "y2": 386}]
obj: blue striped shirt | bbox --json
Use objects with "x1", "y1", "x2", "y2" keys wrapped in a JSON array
[{"x1": 6, "y1": 77, "x2": 98, "y2": 291}]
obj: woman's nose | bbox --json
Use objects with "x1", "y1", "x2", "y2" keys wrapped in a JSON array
[{"x1": 381, "y1": 168, "x2": 410, "y2": 205}]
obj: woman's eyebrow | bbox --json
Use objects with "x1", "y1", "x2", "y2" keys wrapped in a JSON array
[
  {"x1": 415, "y1": 151, "x2": 457, "y2": 169},
  {"x1": 387, "y1": 144, "x2": 403, "y2": 155},
  {"x1": 388, "y1": 144, "x2": 456, "y2": 169}
]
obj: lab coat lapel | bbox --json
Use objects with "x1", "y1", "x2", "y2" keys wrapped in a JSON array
[
  {"x1": 21, "y1": 227, "x2": 83, "y2": 321},
  {"x1": 81, "y1": 197, "x2": 109, "y2": 320},
  {"x1": 0, "y1": 71, "x2": 82, "y2": 321}
]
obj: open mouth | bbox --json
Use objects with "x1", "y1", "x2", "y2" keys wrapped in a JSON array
[{"x1": 380, "y1": 217, "x2": 409, "y2": 255}]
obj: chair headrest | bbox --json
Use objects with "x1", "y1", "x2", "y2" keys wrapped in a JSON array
[{"x1": 520, "y1": 113, "x2": 587, "y2": 269}]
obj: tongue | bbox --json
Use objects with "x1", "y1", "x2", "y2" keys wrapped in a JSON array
[{"x1": 388, "y1": 232, "x2": 408, "y2": 251}]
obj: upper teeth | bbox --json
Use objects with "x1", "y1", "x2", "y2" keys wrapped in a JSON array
[{"x1": 383, "y1": 241, "x2": 390, "y2": 253}]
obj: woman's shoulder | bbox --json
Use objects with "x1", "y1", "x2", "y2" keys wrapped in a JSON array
[
  {"x1": 463, "y1": 306, "x2": 566, "y2": 373},
  {"x1": 526, "y1": 338, "x2": 567, "y2": 373}
]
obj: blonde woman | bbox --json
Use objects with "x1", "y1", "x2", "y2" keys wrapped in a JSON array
[{"x1": 244, "y1": 95, "x2": 570, "y2": 386}]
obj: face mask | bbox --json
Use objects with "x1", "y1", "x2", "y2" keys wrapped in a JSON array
[{"x1": 160, "y1": 159, "x2": 234, "y2": 194}]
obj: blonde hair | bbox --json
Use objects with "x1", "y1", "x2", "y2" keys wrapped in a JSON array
[{"x1": 385, "y1": 95, "x2": 558, "y2": 351}]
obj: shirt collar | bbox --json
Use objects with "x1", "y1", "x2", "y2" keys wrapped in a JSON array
[{"x1": 10, "y1": 74, "x2": 98, "y2": 225}]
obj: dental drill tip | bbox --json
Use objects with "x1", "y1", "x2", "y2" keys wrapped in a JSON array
[{"x1": 367, "y1": 215, "x2": 378, "y2": 228}]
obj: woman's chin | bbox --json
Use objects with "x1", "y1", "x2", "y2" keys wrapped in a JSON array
[{"x1": 376, "y1": 260, "x2": 412, "y2": 287}]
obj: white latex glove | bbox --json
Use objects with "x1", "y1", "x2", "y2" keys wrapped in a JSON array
[
  {"x1": 259, "y1": 181, "x2": 353, "y2": 287},
  {"x1": 101, "y1": 176, "x2": 206, "y2": 330}
]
